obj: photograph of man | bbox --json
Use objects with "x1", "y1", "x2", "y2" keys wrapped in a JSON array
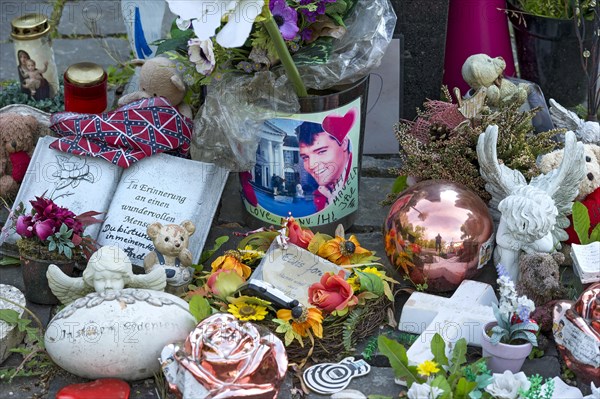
[{"x1": 297, "y1": 119, "x2": 353, "y2": 212}]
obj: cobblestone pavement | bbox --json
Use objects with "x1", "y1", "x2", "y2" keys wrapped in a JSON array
[{"x1": 0, "y1": 1, "x2": 586, "y2": 398}]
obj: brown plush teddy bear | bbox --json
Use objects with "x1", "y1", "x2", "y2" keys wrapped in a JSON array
[
  {"x1": 516, "y1": 252, "x2": 565, "y2": 307},
  {"x1": 0, "y1": 113, "x2": 39, "y2": 198},
  {"x1": 143, "y1": 220, "x2": 196, "y2": 295},
  {"x1": 117, "y1": 57, "x2": 193, "y2": 119}
]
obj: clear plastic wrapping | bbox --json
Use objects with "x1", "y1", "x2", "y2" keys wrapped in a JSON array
[{"x1": 191, "y1": 0, "x2": 397, "y2": 171}]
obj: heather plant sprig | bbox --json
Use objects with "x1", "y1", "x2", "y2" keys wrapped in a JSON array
[{"x1": 490, "y1": 264, "x2": 539, "y2": 346}]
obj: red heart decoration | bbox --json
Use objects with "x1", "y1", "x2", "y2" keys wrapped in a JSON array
[
  {"x1": 56, "y1": 379, "x2": 130, "y2": 399},
  {"x1": 321, "y1": 108, "x2": 357, "y2": 144}
]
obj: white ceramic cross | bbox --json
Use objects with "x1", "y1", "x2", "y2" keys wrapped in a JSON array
[{"x1": 398, "y1": 280, "x2": 498, "y2": 366}]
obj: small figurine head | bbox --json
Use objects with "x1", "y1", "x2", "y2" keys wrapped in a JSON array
[
  {"x1": 499, "y1": 186, "x2": 558, "y2": 242},
  {"x1": 461, "y1": 54, "x2": 506, "y2": 89},
  {"x1": 25, "y1": 59, "x2": 36, "y2": 71},
  {"x1": 147, "y1": 221, "x2": 195, "y2": 257},
  {"x1": 83, "y1": 246, "x2": 133, "y2": 292}
]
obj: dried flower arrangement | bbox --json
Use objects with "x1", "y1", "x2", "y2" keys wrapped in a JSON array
[{"x1": 393, "y1": 87, "x2": 561, "y2": 202}]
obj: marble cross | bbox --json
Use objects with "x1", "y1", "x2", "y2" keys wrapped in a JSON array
[{"x1": 398, "y1": 280, "x2": 498, "y2": 366}]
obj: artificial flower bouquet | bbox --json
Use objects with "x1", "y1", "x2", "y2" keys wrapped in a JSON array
[
  {"x1": 489, "y1": 264, "x2": 539, "y2": 346},
  {"x1": 156, "y1": 0, "x2": 396, "y2": 170},
  {"x1": 187, "y1": 217, "x2": 397, "y2": 363},
  {"x1": 10, "y1": 195, "x2": 101, "y2": 261},
  {"x1": 378, "y1": 333, "x2": 556, "y2": 399}
]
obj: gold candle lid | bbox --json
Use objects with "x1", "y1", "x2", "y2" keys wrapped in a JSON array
[
  {"x1": 11, "y1": 14, "x2": 51, "y2": 40},
  {"x1": 65, "y1": 63, "x2": 106, "y2": 86}
]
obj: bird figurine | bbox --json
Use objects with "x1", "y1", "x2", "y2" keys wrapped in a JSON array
[{"x1": 549, "y1": 99, "x2": 600, "y2": 145}]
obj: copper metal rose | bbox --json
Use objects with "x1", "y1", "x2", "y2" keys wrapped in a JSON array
[
  {"x1": 161, "y1": 313, "x2": 288, "y2": 398},
  {"x1": 553, "y1": 282, "x2": 600, "y2": 385}
]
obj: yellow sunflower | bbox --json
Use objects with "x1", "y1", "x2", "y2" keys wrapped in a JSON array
[
  {"x1": 317, "y1": 235, "x2": 373, "y2": 265},
  {"x1": 276, "y1": 307, "x2": 323, "y2": 338},
  {"x1": 346, "y1": 274, "x2": 361, "y2": 291},
  {"x1": 361, "y1": 266, "x2": 383, "y2": 277},
  {"x1": 211, "y1": 250, "x2": 252, "y2": 279},
  {"x1": 416, "y1": 360, "x2": 440, "y2": 376},
  {"x1": 228, "y1": 302, "x2": 268, "y2": 321}
]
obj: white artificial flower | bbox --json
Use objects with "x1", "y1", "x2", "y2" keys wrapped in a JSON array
[
  {"x1": 484, "y1": 370, "x2": 531, "y2": 399},
  {"x1": 407, "y1": 382, "x2": 444, "y2": 399},
  {"x1": 188, "y1": 38, "x2": 215, "y2": 75},
  {"x1": 499, "y1": 301, "x2": 515, "y2": 316},
  {"x1": 516, "y1": 296, "x2": 536, "y2": 314},
  {"x1": 166, "y1": 0, "x2": 265, "y2": 48}
]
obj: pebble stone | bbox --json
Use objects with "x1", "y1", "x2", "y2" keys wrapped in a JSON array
[{"x1": 0, "y1": 284, "x2": 26, "y2": 364}]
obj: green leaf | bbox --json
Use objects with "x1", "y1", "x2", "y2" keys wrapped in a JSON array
[
  {"x1": 63, "y1": 246, "x2": 72, "y2": 259},
  {"x1": 431, "y1": 333, "x2": 448, "y2": 367},
  {"x1": 155, "y1": 36, "x2": 192, "y2": 56},
  {"x1": 391, "y1": 175, "x2": 409, "y2": 194},
  {"x1": 589, "y1": 224, "x2": 600, "y2": 242},
  {"x1": 356, "y1": 270, "x2": 384, "y2": 295},
  {"x1": 238, "y1": 231, "x2": 279, "y2": 252},
  {"x1": 450, "y1": 338, "x2": 467, "y2": 374},
  {"x1": 0, "y1": 256, "x2": 20, "y2": 266},
  {"x1": 199, "y1": 236, "x2": 229, "y2": 265},
  {"x1": 188, "y1": 296, "x2": 212, "y2": 323},
  {"x1": 455, "y1": 377, "x2": 477, "y2": 399},
  {"x1": 307, "y1": 232, "x2": 333, "y2": 254},
  {"x1": 572, "y1": 201, "x2": 591, "y2": 244},
  {"x1": 377, "y1": 335, "x2": 418, "y2": 387},
  {"x1": 430, "y1": 375, "x2": 452, "y2": 399},
  {"x1": 48, "y1": 241, "x2": 57, "y2": 252},
  {"x1": 292, "y1": 37, "x2": 334, "y2": 66},
  {"x1": 0, "y1": 309, "x2": 20, "y2": 325}
]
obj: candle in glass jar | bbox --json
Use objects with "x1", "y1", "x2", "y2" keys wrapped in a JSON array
[
  {"x1": 11, "y1": 13, "x2": 60, "y2": 100},
  {"x1": 64, "y1": 62, "x2": 108, "y2": 114}
]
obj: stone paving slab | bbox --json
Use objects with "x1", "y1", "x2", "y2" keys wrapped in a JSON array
[
  {"x1": 53, "y1": 37, "x2": 131, "y2": 75},
  {"x1": 58, "y1": 0, "x2": 126, "y2": 37},
  {"x1": 0, "y1": 42, "x2": 16, "y2": 82}
]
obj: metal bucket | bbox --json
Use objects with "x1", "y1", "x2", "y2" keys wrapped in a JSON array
[{"x1": 240, "y1": 76, "x2": 370, "y2": 234}]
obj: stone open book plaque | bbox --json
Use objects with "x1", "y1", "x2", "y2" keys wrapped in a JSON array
[
  {"x1": 249, "y1": 242, "x2": 348, "y2": 306},
  {"x1": 1, "y1": 135, "x2": 229, "y2": 266}
]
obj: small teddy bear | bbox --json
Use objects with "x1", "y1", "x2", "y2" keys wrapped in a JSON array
[
  {"x1": 538, "y1": 143, "x2": 600, "y2": 201},
  {"x1": 461, "y1": 54, "x2": 529, "y2": 108},
  {"x1": 144, "y1": 220, "x2": 196, "y2": 295},
  {"x1": 0, "y1": 113, "x2": 39, "y2": 198},
  {"x1": 516, "y1": 252, "x2": 565, "y2": 308},
  {"x1": 117, "y1": 57, "x2": 192, "y2": 119}
]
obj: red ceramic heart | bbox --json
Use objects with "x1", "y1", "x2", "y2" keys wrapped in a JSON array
[
  {"x1": 321, "y1": 108, "x2": 357, "y2": 144},
  {"x1": 56, "y1": 379, "x2": 130, "y2": 399}
]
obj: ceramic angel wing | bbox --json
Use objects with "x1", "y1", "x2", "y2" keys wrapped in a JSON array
[
  {"x1": 476, "y1": 125, "x2": 527, "y2": 218},
  {"x1": 529, "y1": 130, "x2": 585, "y2": 243},
  {"x1": 550, "y1": 99, "x2": 600, "y2": 144},
  {"x1": 128, "y1": 267, "x2": 167, "y2": 291},
  {"x1": 46, "y1": 264, "x2": 93, "y2": 305}
]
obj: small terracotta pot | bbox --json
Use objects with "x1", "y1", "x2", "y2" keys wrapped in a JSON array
[
  {"x1": 481, "y1": 321, "x2": 532, "y2": 373},
  {"x1": 20, "y1": 254, "x2": 77, "y2": 305}
]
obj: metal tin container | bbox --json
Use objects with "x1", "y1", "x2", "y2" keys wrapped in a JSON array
[
  {"x1": 64, "y1": 62, "x2": 108, "y2": 113},
  {"x1": 11, "y1": 13, "x2": 60, "y2": 100}
]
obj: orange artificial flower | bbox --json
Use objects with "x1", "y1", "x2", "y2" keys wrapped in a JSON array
[
  {"x1": 277, "y1": 307, "x2": 323, "y2": 338},
  {"x1": 286, "y1": 217, "x2": 315, "y2": 249},
  {"x1": 211, "y1": 250, "x2": 252, "y2": 279},
  {"x1": 317, "y1": 235, "x2": 372, "y2": 265}
]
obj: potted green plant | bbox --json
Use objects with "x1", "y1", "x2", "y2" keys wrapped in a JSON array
[
  {"x1": 481, "y1": 264, "x2": 540, "y2": 373},
  {"x1": 506, "y1": 0, "x2": 598, "y2": 109},
  {"x1": 13, "y1": 195, "x2": 101, "y2": 304}
]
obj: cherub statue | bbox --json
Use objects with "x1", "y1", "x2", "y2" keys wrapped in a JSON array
[
  {"x1": 477, "y1": 125, "x2": 585, "y2": 283},
  {"x1": 549, "y1": 99, "x2": 600, "y2": 145},
  {"x1": 47, "y1": 245, "x2": 167, "y2": 305}
]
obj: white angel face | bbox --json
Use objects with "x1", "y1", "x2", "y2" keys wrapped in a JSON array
[{"x1": 93, "y1": 269, "x2": 126, "y2": 292}]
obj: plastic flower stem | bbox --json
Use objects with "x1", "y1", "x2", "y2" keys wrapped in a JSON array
[{"x1": 263, "y1": 15, "x2": 308, "y2": 98}]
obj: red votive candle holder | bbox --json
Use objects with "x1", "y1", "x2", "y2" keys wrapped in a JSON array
[{"x1": 64, "y1": 62, "x2": 107, "y2": 113}]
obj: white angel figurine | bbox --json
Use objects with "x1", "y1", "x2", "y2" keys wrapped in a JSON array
[
  {"x1": 47, "y1": 245, "x2": 167, "y2": 305},
  {"x1": 549, "y1": 99, "x2": 600, "y2": 145},
  {"x1": 477, "y1": 125, "x2": 585, "y2": 283}
]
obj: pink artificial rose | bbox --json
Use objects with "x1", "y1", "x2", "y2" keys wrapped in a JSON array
[
  {"x1": 287, "y1": 217, "x2": 314, "y2": 249},
  {"x1": 206, "y1": 269, "x2": 245, "y2": 298},
  {"x1": 308, "y1": 270, "x2": 358, "y2": 313},
  {"x1": 15, "y1": 215, "x2": 33, "y2": 238},
  {"x1": 33, "y1": 219, "x2": 55, "y2": 241}
]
